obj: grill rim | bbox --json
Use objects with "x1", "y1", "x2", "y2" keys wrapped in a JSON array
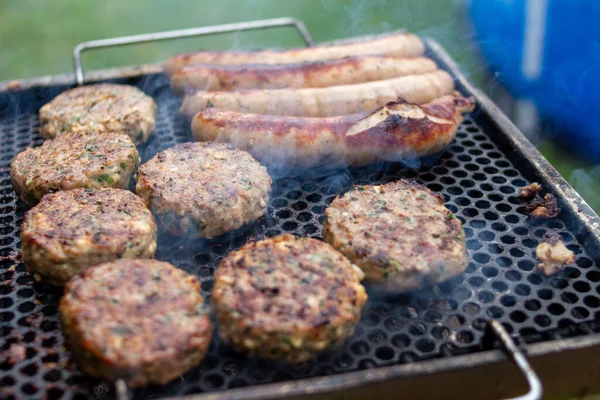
[{"x1": 1, "y1": 36, "x2": 600, "y2": 399}]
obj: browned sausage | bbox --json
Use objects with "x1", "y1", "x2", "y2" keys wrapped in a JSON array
[
  {"x1": 170, "y1": 56, "x2": 438, "y2": 94},
  {"x1": 165, "y1": 31, "x2": 425, "y2": 74},
  {"x1": 181, "y1": 70, "x2": 454, "y2": 118},
  {"x1": 190, "y1": 93, "x2": 475, "y2": 168}
]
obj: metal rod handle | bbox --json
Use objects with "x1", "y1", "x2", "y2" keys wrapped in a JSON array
[
  {"x1": 489, "y1": 320, "x2": 543, "y2": 400},
  {"x1": 115, "y1": 379, "x2": 129, "y2": 400},
  {"x1": 73, "y1": 17, "x2": 314, "y2": 86}
]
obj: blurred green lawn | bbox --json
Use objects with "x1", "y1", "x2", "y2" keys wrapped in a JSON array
[{"x1": 0, "y1": 0, "x2": 598, "y2": 211}]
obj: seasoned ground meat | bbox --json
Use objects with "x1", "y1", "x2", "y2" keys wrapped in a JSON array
[
  {"x1": 39, "y1": 83, "x2": 156, "y2": 144},
  {"x1": 10, "y1": 131, "x2": 139, "y2": 205},
  {"x1": 60, "y1": 259, "x2": 212, "y2": 387},
  {"x1": 21, "y1": 188, "x2": 157, "y2": 286},
  {"x1": 322, "y1": 180, "x2": 468, "y2": 290},
  {"x1": 528, "y1": 193, "x2": 560, "y2": 219},
  {"x1": 135, "y1": 142, "x2": 271, "y2": 238},
  {"x1": 519, "y1": 182, "x2": 542, "y2": 200},
  {"x1": 211, "y1": 234, "x2": 367, "y2": 363},
  {"x1": 536, "y1": 233, "x2": 575, "y2": 275}
]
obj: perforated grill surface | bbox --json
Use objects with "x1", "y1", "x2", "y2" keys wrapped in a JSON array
[{"x1": 0, "y1": 73, "x2": 599, "y2": 400}]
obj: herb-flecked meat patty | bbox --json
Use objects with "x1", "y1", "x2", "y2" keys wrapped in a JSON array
[
  {"x1": 135, "y1": 142, "x2": 271, "y2": 238},
  {"x1": 60, "y1": 259, "x2": 212, "y2": 387},
  {"x1": 211, "y1": 234, "x2": 367, "y2": 363},
  {"x1": 39, "y1": 83, "x2": 156, "y2": 144},
  {"x1": 21, "y1": 188, "x2": 157, "y2": 286},
  {"x1": 322, "y1": 180, "x2": 467, "y2": 290},
  {"x1": 10, "y1": 131, "x2": 140, "y2": 205}
]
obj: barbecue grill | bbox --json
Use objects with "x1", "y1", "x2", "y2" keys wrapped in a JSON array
[{"x1": 1, "y1": 18, "x2": 600, "y2": 400}]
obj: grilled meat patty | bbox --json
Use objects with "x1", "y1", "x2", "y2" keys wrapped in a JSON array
[
  {"x1": 39, "y1": 83, "x2": 156, "y2": 145},
  {"x1": 21, "y1": 188, "x2": 157, "y2": 286},
  {"x1": 211, "y1": 234, "x2": 367, "y2": 363},
  {"x1": 10, "y1": 131, "x2": 140, "y2": 205},
  {"x1": 135, "y1": 142, "x2": 271, "y2": 238},
  {"x1": 322, "y1": 181, "x2": 467, "y2": 290},
  {"x1": 60, "y1": 259, "x2": 212, "y2": 387}
]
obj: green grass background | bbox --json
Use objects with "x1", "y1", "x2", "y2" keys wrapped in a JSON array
[{"x1": 0, "y1": 0, "x2": 598, "y2": 211}]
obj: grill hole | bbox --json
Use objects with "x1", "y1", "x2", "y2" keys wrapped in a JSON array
[
  {"x1": 548, "y1": 303, "x2": 566, "y2": 315},
  {"x1": 446, "y1": 314, "x2": 465, "y2": 328},
  {"x1": 367, "y1": 329, "x2": 387, "y2": 344},
  {"x1": 577, "y1": 257, "x2": 593, "y2": 268},
  {"x1": 462, "y1": 302, "x2": 480, "y2": 316},
  {"x1": 409, "y1": 323, "x2": 427, "y2": 336},
  {"x1": 527, "y1": 274, "x2": 543, "y2": 285},
  {"x1": 524, "y1": 299, "x2": 541, "y2": 311},
  {"x1": 509, "y1": 248, "x2": 525, "y2": 258},
  {"x1": 281, "y1": 221, "x2": 298, "y2": 231},
  {"x1": 561, "y1": 292, "x2": 578, "y2": 304},
  {"x1": 500, "y1": 295, "x2": 516, "y2": 307},
  {"x1": 450, "y1": 331, "x2": 472, "y2": 346},
  {"x1": 482, "y1": 266, "x2": 498, "y2": 278},
  {"x1": 431, "y1": 326, "x2": 450, "y2": 339},
  {"x1": 423, "y1": 310, "x2": 443, "y2": 323},
  {"x1": 43, "y1": 370, "x2": 61, "y2": 382},
  {"x1": 492, "y1": 281, "x2": 508, "y2": 292},
  {"x1": 500, "y1": 235, "x2": 515, "y2": 244},
  {"x1": 0, "y1": 311, "x2": 14, "y2": 322},
  {"x1": 271, "y1": 198, "x2": 287, "y2": 208},
  {"x1": 47, "y1": 387, "x2": 64, "y2": 400},
  {"x1": 517, "y1": 260, "x2": 535, "y2": 272},
  {"x1": 481, "y1": 231, "x2": 497, "y2": 243},
  {"x1": 509, "y1": 311, "x2": 527, "y2": 322},
  {"x1": 469, "y1": 277, "x2": 484, "y2": 287},
  {"x1": 487, "y1": 306, "x2": 504, "y2": 318},
  {"x1": 551, "y1": 278, "x2": 568, "y2": 289},
  {"x1": 21, "y1": 383, "x2": 38, "y2": 395},
  {"x1": 306, "y1": 193, "x2": 321, "y2": 202},
  {"x1": 375, "y1": 346, "x2": 394, "y2": 361},
  {"x1": 391, "y1": 334, "x2": 411, "y2": 349},
  {"x1": 276, "y1": 210, "x2": 292, "y2": 219},
  {"x1": 467, "y1": 240, "x2": 482, "y2": 251},
  {"x1": 291, "y1": 201, "x2": 307, "y2": 211},
  {"x1": 571, "y1": 307, "x2": 589, "y2": 319},
  {"x1": 350, "y1": 341, "x2": 370, "y2": 356},
  {"x1": 534, "y1": 315, "x2": 551, "y2": 327},
  {"x1": 515, "y1": 284, "x2": 531, "y2": 296},
  {"x1": 584, "y1": 296, "x2": 600, "y2": 308},
  {"x1": 416, "y1": 339, "x2": 435, "y2": 353},
  {"x1": 478, "y1": 291, "x2": 494, "y2": 303},
  {"x1": 204, "y1": 374, "x2": 225, "y2": 389},
  {"x1": 574, "y1": 281, "x2": 591, "y2": 293},
  {"x1": 383, "y1": 317, "x2": 403, "y2": 331},
  {"x1": 563, "y1": 267, "x2": 580, "y2": 279}
]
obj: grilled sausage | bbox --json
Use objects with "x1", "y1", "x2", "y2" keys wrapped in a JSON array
[
  {"x1": 171, "y1": 56, "x2": 438, "y2": 94},
  {"x1": 165, "y1": 31, "x2": 425, "y2": 74},
  {"x1": 181, "y1": 70, "x2": 454, "y2": 118},
  {"x1": 191, "y1": 93, "x2": 475, "y2": 168}
]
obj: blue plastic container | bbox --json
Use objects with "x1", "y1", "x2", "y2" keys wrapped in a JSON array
[{"x1": 468, "y1": 0, "x2": 600, "y2": 159}]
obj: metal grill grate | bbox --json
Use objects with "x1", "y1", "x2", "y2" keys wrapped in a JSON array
[{"x1": 0, "y1": 70, "x2": 599, "y2": 399}]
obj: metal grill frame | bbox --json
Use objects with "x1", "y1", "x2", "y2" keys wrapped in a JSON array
[{"x1": 1, "y1": 34, "x2": 600, "y2": 400}]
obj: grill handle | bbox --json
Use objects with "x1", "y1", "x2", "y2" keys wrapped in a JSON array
[
  {"x1": 488, "y1": 319, "x2": 543, "y2": 400},
  {"x1": 72, "y1": 17, "x2": 314, "y2": 86},
  {"x1": 115, "y1": 380, "x2": 129, "y2": 400}
]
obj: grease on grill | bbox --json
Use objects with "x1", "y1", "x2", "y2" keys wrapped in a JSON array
[{"x1": 0, "y1": 73, "x2": 597, "y2": 399}]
